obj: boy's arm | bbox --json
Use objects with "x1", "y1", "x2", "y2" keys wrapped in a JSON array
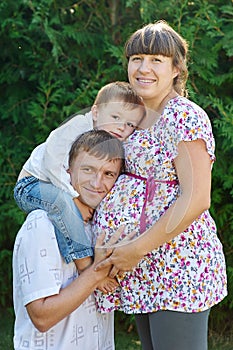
[
  {"x1": 73, "y1": 197, "x2": 94, "y2": 222},
  {"x1": 43, "y1": 113, "x2": 93, "y2": 197}
]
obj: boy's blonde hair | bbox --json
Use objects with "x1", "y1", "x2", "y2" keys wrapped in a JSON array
[{"x1": 94, "y1": 81, "x2": 145, "y2": 115}]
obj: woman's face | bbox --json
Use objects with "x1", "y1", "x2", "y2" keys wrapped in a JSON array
[{"x1": 128, "y1": 54, "x2": 179, "y2": 109}]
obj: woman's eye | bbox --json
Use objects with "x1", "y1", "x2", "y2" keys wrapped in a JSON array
[
  {"x1": 152, "y1": 57, "x2": 162, "y2": 62},
  {"x1": 131, "y1": 56, "x2": 141, "y2": 61}
]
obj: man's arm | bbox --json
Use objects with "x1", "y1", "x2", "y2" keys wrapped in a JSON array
[
  {"x1": 26, "y1": 259, "x2": 107, "y2": 332},
  {"x1": 26, "y1": 231, "x2": 118, "y2": 333}
]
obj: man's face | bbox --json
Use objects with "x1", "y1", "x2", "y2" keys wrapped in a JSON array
[{"x1": 69, "y1": 150, "x2": 122, "y2": 208}]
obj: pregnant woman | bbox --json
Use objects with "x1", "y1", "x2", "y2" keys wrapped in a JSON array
[{"x1": 93, "y1": 20, "x2": 227, "y2": 350}]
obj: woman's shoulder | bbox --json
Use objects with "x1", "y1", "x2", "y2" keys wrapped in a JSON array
[
  {"x1": 164, "y1": 96, "x2": 215, "y2": 156},
  {"x1": 165, "y1": 95, "x2": 211, "y2": 129},
  {"x1": 168, "y1": 95, "x2": 208, "y2": 118}
]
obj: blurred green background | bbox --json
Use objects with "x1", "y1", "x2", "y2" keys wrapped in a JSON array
[{"x1": 0, "y1": 0, "x2": 232, "y2": 348}]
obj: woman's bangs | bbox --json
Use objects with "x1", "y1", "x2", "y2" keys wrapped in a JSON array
[{"x1": 126, "y1": 31, "x2": 174, "y2": 57}]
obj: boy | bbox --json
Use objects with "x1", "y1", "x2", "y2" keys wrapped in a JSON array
[
  {"x1": 13, "y1": 130, "x2": 125, "y2": 350},
  {"x1": 14, "y1": 81, "x2": 145, "y2": 279}
]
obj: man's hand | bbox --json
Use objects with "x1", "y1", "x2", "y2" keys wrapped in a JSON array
[
  {"x1": 94, "y1": 226, "x2": 126, "y2": 264},
  {"x1": 73, "y1": 197, "x2": 94, "y2": 222}
]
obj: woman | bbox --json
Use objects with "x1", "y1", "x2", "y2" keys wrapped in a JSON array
[{"x1": 93, "y1": 20, "x2": 227, "y2": 350}]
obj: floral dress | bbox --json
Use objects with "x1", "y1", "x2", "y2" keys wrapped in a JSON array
[{"x1": 92, "y1": 96, "x2": 227, "y2": 314}]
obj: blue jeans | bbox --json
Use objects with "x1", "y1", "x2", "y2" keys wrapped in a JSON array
[{"x1": 14, "y1": 176, "x2": 93, "y2": 263}]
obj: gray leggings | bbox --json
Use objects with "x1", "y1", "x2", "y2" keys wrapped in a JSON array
[{"x1": 135, "y1": 309, "x2": 210, "y2": 350}]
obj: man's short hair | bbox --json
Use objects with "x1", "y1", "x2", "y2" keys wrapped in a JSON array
[{"x1": 69, "y1": 129, "x2": 125, "y2": 170}]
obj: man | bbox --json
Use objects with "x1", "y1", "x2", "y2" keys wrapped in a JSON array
[{"x1": 13, "y1": 129, "x2": 124, "y2": 350}]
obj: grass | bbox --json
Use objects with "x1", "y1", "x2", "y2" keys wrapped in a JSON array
[{"x1": 1, "y1": 308, "x2": 233, "y2": 350}]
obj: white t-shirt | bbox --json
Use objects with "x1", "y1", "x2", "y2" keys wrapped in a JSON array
[
  {"x1": 23, "y1": 112, "x2": 93, "y2": 198},
  {"x1": 13, "y1": 210, "x2": 114, "y2": 350}
]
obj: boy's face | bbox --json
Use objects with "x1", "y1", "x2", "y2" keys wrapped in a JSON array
[
  {"x1": 92, "y1": 102, "x2": 144, "y2": 141},
  {"x1": 69, "y1": 150, "x2": 122, "y2": 208}
]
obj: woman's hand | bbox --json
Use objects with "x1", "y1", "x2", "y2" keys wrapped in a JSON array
[{"x1": 94, "y1": 227, "x2": 143, "y2": 277}]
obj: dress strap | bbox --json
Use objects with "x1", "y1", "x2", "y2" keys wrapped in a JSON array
[{"x1": 125, "y1": 172, "x2": 178, "y2": 233}]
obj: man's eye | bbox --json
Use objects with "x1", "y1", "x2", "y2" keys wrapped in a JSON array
[{"x1": 105, "y1": 172, "x2": 115, "y2": 178}]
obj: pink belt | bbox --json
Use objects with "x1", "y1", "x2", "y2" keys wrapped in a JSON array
[{"x1": 125, "y1": 172, "x2": 178, "y2": 233}]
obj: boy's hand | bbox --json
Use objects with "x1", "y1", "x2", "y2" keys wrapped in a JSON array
[
  {"x1": 96, "y1": 276, "x2": 119, "y2": 294},
  {"x1": 73, "y1": 197, "x2": 94, "y2": 222}
]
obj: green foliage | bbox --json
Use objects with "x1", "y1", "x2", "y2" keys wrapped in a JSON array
[
  {"x1": 0, "y1": 0, "x2": 232, "y2": 335},
  {"x1": 0, "y1": 249, "x2": 13, "y2": 307}
]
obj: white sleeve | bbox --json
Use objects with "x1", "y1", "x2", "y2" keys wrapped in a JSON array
[
  {"x1": 42, "y1": 113, "x2": 93, "y2": 198},
  {"x1": 15, "y1": 210, "x2": 63, "y2": 306}
]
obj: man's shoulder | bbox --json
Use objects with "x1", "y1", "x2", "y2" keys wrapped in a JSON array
[
  {"x1": 26, "y1": 209, "x2": 51, "y2": 223},
  {"x1": 14, "y1": 210, "x2": 58, "y2": 262},
  {"x1": 19, "y1": 210, "x2": 55, "y2": 239}
]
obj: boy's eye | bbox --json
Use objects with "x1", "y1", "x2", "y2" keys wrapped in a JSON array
[
  {"x1": 112, "y1": 115, "x2": 120, "y2": 120},
  {"x1": 81, "y1": 167, "x2": 92, "y2": 173},
  {"x1": 127, "y1": 122, "x2": 136, "y2": 128}
]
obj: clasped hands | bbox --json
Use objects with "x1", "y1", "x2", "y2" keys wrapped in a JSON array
[{"x1": 94, "y1": 226, "x2": 142, "y2": 278}]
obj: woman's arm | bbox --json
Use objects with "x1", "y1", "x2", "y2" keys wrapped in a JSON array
[{"x1": 95, "y1": 139, "x2": 212, "y2": 274}]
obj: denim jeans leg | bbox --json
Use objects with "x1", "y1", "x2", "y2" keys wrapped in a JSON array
[{"x1": 14, "y1": 177, "x2": 93, "y2": 263}]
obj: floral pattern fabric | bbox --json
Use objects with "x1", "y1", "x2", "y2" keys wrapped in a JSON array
[{"x1": 92, "y1": 96, "x2": 227, "y2": 314}]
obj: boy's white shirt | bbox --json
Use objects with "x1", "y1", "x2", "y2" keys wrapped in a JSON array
[{"x1": 23, "y1": 112, "x2": 93, "y2": 198}]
